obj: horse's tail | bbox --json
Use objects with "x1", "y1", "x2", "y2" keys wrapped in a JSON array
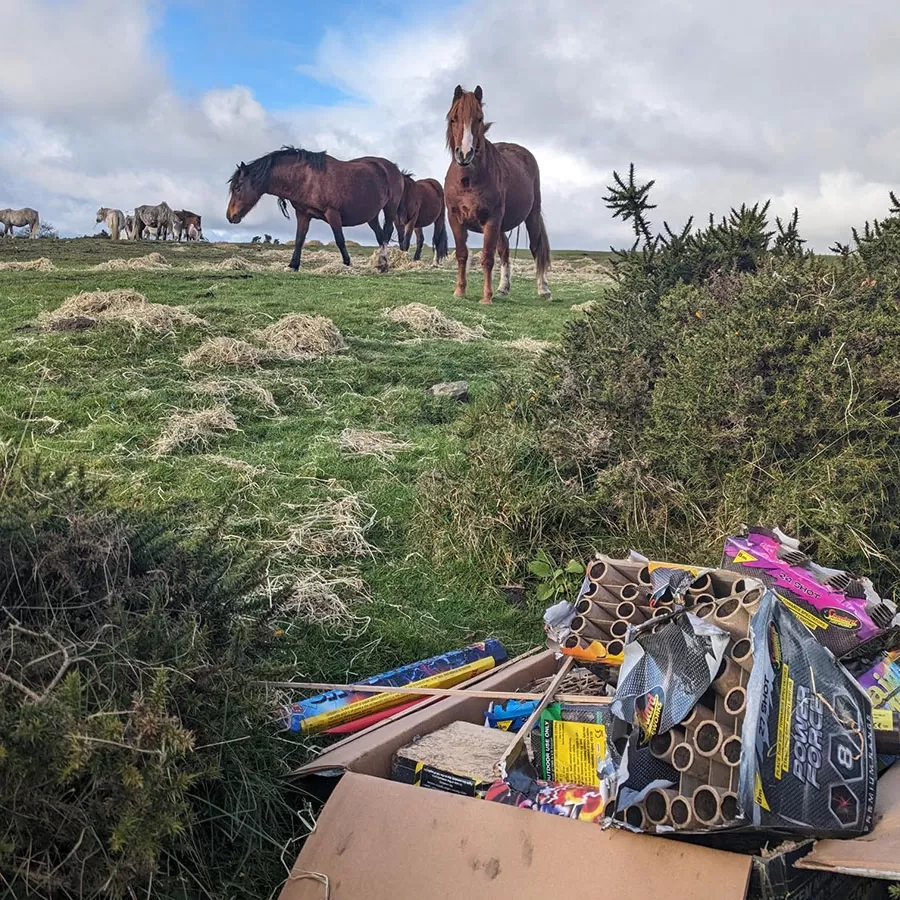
[
  {"x1": 534, "y1": 211, "x2": 551, "y2": 276},
  {"x1": 31, "y1": 210, "x2": 40, "y2": 239},
  {"x1": 433, "y1": 194, "x2": 449, "y2": 264}
]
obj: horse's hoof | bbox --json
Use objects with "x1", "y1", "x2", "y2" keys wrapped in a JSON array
[
  {"x1": 453, "y1": 291, "x2": 466, "y2": 299},
  {"x1": 496, "y1": 288, "x2": 510, "y2": 297},
  {"x1": 480, "y1": 298, "x2": 493, "y2": 305},
  {"x1": 539, "y1": 291, "x2": 552, "y2": 301}
]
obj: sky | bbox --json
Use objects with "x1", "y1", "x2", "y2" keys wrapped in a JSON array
[{"x1": 2, "y1": 0, "x2": 900, "y2": 250}]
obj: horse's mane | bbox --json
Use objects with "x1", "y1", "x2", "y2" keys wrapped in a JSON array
[{"x1": 228, "y1": 146, "x2": 327, "y2": 191}]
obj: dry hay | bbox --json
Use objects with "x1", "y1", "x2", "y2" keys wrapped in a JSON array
[
  {"x1": 369, "y1": 246, "x2": 422, "y2": 271},
  {"x1": 0, "y1": 257, "x2": 55, "y2": 272},
  {"x1": 337, "y1": 428, "x2": 412, "y2": 461},
  {"x1": 384, "y1": 303, "x2": 484, "y2": 342},
  {"x1": 571, "y1": 300, "x2": 598, "y2": 313},
  {"x1": 502, "y1": 337, "x2": 556, "y2": 355},
  {"x1": 274, "y1": 490, "x2": 376, "y2": 558},
  {"x1": 297, "y1": 249, "x2": 361, "y2": 276},
  {"x1": 182, "y1": 337, "x2": 264, "y2": 369},
  {"x1": 192, "y1": 377, "x2": 279, "y2": 413},
  {"x1": 255, "y1": 314, "x2": 346, "y2": 358},
  {"x1": 151, "y1": 404, "x2": 239, "y2": 456},
  {"x1": 27, "y1": 415, "x2": 62, "y2": 434},
  {"x1": 91, "y1": 252, "x2": 170, "y2": 271},
  {"x1": 204, "y1": 454, "x2": 267, "y2": 482},
  {"x1": 278, "y1": 566, "x2": 371, "y2": 635},
  {"x1": 200, "y1": 255, "x2": 265, "y2": 272},
  {"x1": 41, "y1": 289, "x2": 204, "y2": 333}
]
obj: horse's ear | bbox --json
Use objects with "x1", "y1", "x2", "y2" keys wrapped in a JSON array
[
  {"x1": 453, "y1": 84, "x2": 464, "y2": 100},
  {"x1": 474, "y1": 85, "x2": 483, "y2": 102},
  {"x1": 239, "y1": 162, "x2": 248, "y2": 174}
]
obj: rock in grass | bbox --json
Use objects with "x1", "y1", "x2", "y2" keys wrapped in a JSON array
[{"x1": 429, "y1": 380, "x2": 469, "y2": 402}]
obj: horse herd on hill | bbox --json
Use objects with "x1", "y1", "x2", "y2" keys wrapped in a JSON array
[{"x1": 3, "y1": 86, "x2": 550, "y2": 303}]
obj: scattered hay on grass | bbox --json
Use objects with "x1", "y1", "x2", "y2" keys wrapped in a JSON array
[
  {"x1": 274, "y1": 489, "x2": 376, "y2": 558},
  {"x1": 204, "y1": 454, "x2": 267, "y2": 482},
  {"x1": 337, "y1": 428, "x2": 413, "y2": 461},
  {"x1": 255, "y1": 314, "x2": 346, "y2": 358},
  {"x1": 200, "y1": 256, "x2": 265, "y2": 272},
  {"x1": 0, "y1": 257, "x2": 55, "y2": 271},
  {"x1": 277, "y1": 567, "x2": 371, "y2": 635},
  {"x1": 571, "y1": 300, "x2": 598, "y2": 313},
  {"x1": 502, "y1": 337, "x2": 556, "y2": 355},
  {"x1": 192, "y1": 377, "x2": 280, "y2": 413},
  {"x1": 26, "y1": 415, "x2": 62, "y2": 434},
  {"x1": 385, "y1": 303, "x2": 485, "y2": 342},
  {"x1": 151, "y1": 404, "x2": 239, "y2": 456},
  {"x1": 181, "y1": 337, "x2": 264, "y2": 369},
  {"x1": 40, "y1": 289, "x2": 203, "y2": 333},
  {"x1": 91, "y1": 252, "x2": 170, "y2": 271}
]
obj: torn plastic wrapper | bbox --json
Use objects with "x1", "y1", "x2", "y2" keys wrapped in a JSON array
[
  {"x1": 485, "y1": 768, "x2": 610, "y2": 824},
  {"x1": 611, "y1": 612, "x2": 730, "y2": 740}
]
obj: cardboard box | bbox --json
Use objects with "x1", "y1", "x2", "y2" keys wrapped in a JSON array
[{"x1": 282, "y1": 650, "x2": 895, "y2": 900}]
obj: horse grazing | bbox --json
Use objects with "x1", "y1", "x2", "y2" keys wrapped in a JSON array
[
  {"x1": 174, "y1": 210, "x2": 202, "y2": 241},
  {"x1": 0, "y1": 207, "x2": 40, "y2": 239},
  {"x1": 396, "y1": 174, "x2": 449, "y2": 267},
  {"x1": 96, "y1": 207, "x2": 126, "y2": 240},
  {"x1": 226, "y1": 146, "x2": 404, "y2": 272},
  {"x1": 444, "y1": 85, "x2": 551, "y2": 303},
  {"x1": 131, "y1": 202, "x2": 175, "y2": 240}
]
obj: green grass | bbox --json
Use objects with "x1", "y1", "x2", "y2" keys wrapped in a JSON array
[{"x1": 0, "y1": 237, "x2": 611, "y2": 697}]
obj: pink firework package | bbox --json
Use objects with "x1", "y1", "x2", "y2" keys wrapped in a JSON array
[{"x1": 721, "y1": 526, "x2": 896, "y2": 656}]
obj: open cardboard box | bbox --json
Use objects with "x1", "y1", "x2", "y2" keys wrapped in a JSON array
[{"x1": 279, "y1": 650, "x2": 895, "y2": 900}]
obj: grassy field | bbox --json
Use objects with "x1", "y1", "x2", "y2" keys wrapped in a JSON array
[{"x1": 0, "y1": 237, "x2": 613, "y2": 698}]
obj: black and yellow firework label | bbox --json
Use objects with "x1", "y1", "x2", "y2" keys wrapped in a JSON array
[{"x1": 775, "y1": 663, "x2": 794, "y2": 780}]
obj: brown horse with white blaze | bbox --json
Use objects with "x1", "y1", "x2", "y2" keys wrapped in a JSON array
[
  {"x1": 396, "y1": 173, "x2": 449, "y2": 266},
  {"x1": 226, "y1": 146, "x2": 404, "y2": 272},
  {"x1": 444, "y1": 85, "x2": 551, "y2": 303}
]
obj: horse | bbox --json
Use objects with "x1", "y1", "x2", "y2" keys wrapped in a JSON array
[
  {"x1": 96, "y1": 207, "x2": 126, "y2": 240},
  {"x1": 444, "y1": 85, "x2": 551, "y2": 304},
  {"x1": 0, "y1": 207, "x2": 40, "y2": 238},
  {"x1": 131, "y1": 202, "x2": 174, "y2": 240},
  {"x1": 396, "y1": 173, "x2": 449, "y2": 267},
  {"x1": 174, "y1": 210, "x2": 202, "y2": 241},
  {"x1": 226, "y1": 146, "x2": 404, "y2": 272},
  {"x1": 124, "y1": 215, "x2": 134, "y2": 238}
]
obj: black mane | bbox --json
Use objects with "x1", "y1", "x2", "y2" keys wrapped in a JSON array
[{"x1": 228, "y1": 145, "x2": 327, "y2": 191}]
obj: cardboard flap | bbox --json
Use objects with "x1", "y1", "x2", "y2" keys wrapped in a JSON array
[
  {"x1": 796, "y1": 764, "x2": 900, "y2": 880},
  {"x1": 279, "y1": 773, "x2": 752, "y2": 900}
]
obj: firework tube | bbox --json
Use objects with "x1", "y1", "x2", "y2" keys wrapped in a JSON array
[
  {"x1": 638, "y1": 565, "x2": 652, "y2": 586},
  {"x1": 649, "y1": 728, "x2": 684, "y2": 765},
  {"x1": 693, "y1": 786, "x2": 725, "y2": 826},
  {"x1": 587, "y1": 559, "x2": 630, "y2": 586},
  {"x1": 672, "y1": 742, "x2": 710, "y2": 779},
  {"x1": 693, "y1": 720, "x2": 725, "y2": 758},
  {"x1": 616, "y1": 600, "x2": 647, "y2": 623},
  {"x1": 688, "y1": 572, "x2": 713, "y2": 595},
  {"x1": 617, "y1": 583, "x2": 640, "y2": 603},
  {"x1": 711, "y1": 655, "x2": 744, "y2": 697},
  {"x1": 570, "y1": 615, "x2": 610, "y2": 642},
  {"x1": 670, "y1": 796, "x2": 698, "y2": 828},
  {"x1": 714, "y1": 597, "x2": 752, "y2": 639},
  {"x1": 721, "y1": 735, "x2": 743, "y2": 767},
  {"x1": 730, "y1": 637, "x2": 753, "y2": 673},
  {"x1": 693, "y1": 602, "x2": 716, "y2": 620},
  {"x1": 606, "y1": 639, "x2": 625, "y2": 657},
  {"x1": 682, "y1": 702, "x2": 716, "y2": 730},
  {"x1": 575, "y1": 595, "x2": 619, "y2": 619},
  {"x1": 610, "y1": 619, "x2": 630, "y2": 639},
  {"x1": 645, "y1": 788, "x2": 680, "y2": 825},
  {"x1": 283, "y1": 639, "x2": 506, "y2": 732},
  {"x1": 624, "y1": 804, "x2": 646, "y2": 830},
  {"x1": 324, "y1": 699, "x2": 424, "y2": 734},
  {"x1": 724, "y1": 685, "x2": 747, "y2": 717},
  {"x1": 738, "y1": 587, "x2": 764, "y2": 614},
  {"x1": 709, "y1": 571, "x2": 742, "y2": 598},
  {"x1": 292, "y1": 656, "x2": 496, "y2": 734},
  {"x1": 561, "y1": 634, "x2": 624, "y2": 666},
  {"x1": 721, "y1": 791, "x2": 740, "y2": 822}
]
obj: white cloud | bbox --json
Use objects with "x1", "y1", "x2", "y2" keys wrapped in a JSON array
[{"x1": 2, "y1": 0, "x2": 900, "y2": 249}]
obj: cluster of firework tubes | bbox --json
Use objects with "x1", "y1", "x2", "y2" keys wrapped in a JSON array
[{"x1": 567, "y1": 557, "x2": 760, "y2": 832}]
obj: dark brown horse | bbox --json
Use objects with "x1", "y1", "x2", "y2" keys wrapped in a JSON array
[
  {"x1": 396, "y1": 173, "x2": 449, "y2": 266},
  {"x1": 444, "y1": 85, "x2": 551, "y2": 303},
  {"x1": 226, "y1": 146, "x2": 404, "y2": 272},
  {"x1": 174, "y1": 210, "x2": 203, "y2": 241}
]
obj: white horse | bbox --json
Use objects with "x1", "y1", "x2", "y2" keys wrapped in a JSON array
[
  {"x1": 0, "y1": 207, "x2": 40, "y2": 238},
  {"x1": 96, "y1": 207, "x2": 126, "y2": 241}
]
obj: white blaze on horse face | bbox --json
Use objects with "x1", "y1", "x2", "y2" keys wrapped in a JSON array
[{"x1": 460, "y1": 123, "x2": 474, "y2": 157}]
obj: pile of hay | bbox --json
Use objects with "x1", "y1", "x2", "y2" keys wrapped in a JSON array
[
  {"x1": 0, "y1": 257, "x2": 55, "y2": 271},
  {"x1": 152, "y1": 404, "x2": 239, "y2": 456},
  {"x1": 385, "y1": 303, "x2": 484, "y2": 342},
  {"x1": 192, "y1": 377, "x2": 279, "y2": 413},
  {"x1": 200, "y1": 256, "x2": 265, "y2": 272},
  {"x1": 571, "y1": 300, "x2": 598, "y2": 313},
  {"x1": 337, "y1": 428, "x2": 412, "y2": 461},
  {"x1": 274, "y1": 490, "x2": 376, "y2": 558},
  {"x1": 280, "y1": 567, "x2": 370, "y2": 635},
  {"x1": 255, "y1": 314, "x2": 346, "y2": 358},
  {"x1": 369, "y1": 247, "x2": 421, "y2": 271},
  {"x1": 91, "y1": 252, "x2": 170, "y2": 271},
  {"x1": 41, "y1": 289, "x2": 204, "y2": 333},
  {"x1": 182, "y1": 337, "x2": 264, "y2": 368}
]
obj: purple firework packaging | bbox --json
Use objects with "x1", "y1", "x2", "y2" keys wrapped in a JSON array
[{"x1": 722, "y1": 527, "x2": 895, "y2": 656}]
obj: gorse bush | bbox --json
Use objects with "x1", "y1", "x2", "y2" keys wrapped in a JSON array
[
  {"x1": 417, "y1": 166, "x2": 900, "y2": 594},
  {"x1": 0, "y1": 451, "x2": 303, "y2": 899}
]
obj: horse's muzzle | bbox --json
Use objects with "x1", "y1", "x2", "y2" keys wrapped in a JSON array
[
  {"x1": 226, "y1": 212, "x2": 242, "y2": 224},
  {"x1": 454, "y1": 148, "x2": 475, "y2": 167}
]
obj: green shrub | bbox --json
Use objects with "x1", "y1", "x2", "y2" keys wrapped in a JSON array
[{"x1": 0, "y1": 451, "x2": 303, "y2": 899}]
